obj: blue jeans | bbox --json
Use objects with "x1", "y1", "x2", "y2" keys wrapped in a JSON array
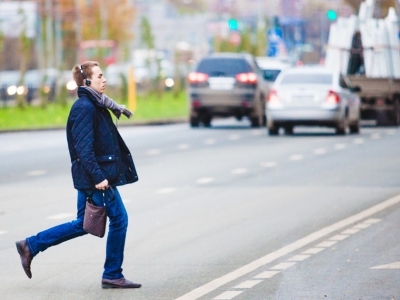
[{"x1": 26, "y1": 187, "x2": 128, "y2": 279}]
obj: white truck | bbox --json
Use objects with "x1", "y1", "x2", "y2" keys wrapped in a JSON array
[{"x1": 325, "y1": 0, "x2": 400, "y2": 125}]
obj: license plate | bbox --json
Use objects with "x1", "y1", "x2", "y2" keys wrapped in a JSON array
[{"x1": 209, "y1": 77, "x2": 235, "y2": 90}]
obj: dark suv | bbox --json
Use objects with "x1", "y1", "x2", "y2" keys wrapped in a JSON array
[{"x1": 187, "y1": 53, "x2": 268, "y2": 127}]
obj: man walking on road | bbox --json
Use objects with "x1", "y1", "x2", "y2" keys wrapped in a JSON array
[{"x1": 15, "y1": 61, "x2": 141, "y2": 289}]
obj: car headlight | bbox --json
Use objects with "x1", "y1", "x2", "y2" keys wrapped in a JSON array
[
  {"x1": 66, "y1": 80, "x2": 77, "y2": 91},
  {"x1": 17, "y1": 86, "x2": 25, "y2": 95},
  {"x1": 165, "y1": 78, "x2": 174, "y2": 88},
  {"x1": 7, "y1": 85, "x2": 17, "y2": 95}
]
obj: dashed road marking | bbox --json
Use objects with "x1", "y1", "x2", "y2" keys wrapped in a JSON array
[
  {"x1": 122, "y1": 199, "x2": 131, "y2": 204},
  {"x1": 231, "y1": 168, "x2": 248, "y2": 175},
  {"x1": 213, "y1": 291, "x2": 243, "y2": 300},
  {"x1": 204, "y1": 139, "x2": 216, "y2": 145},
  {"x1": 177, "y1": 144, "x2": 190, "y2": 150},
  {"x1": 147, "y1": 149, "x2": 161, "y2": 155},
  {"x1": 174, "y1": 194, "x2": 400, "y2": 300},
  {"x1": 196, "y1": 177, "x2": 215, "y2": 184},
  {"x1": 335, "y1": 143, "x2": 347, "y2": 150},
  {"x1": 329, "y1": 234, "x2": 350, "y2": 241},
  {"x1": 370, "y1": 133, "x2": 381, "y2": 140},
  {"x1": 289, "y1": 154, "x2": 303, "y2": 161},
  {"x1": 0, "y1": 231, "x2": 7, "y2": 235},
  {"x1": 260, "y1": 162, "x2": 278, "y2": 168},
  {"x1": 371, "y1": 262, "x2": 400, "y2": 269},
  {"x1": 387, "y1": 130, "x2": 396, "y2": 135},
  {"x1": 233, "y1": 280, "x2": 263, "y2": 289},
  {"x1": 302, "y1": 247, "x2": 325, "y2": 254},
  {"x1": 341, "y1": 228, "x2": 361, "y2": 235},
  {"x1": 47, "y1": 213, "x2": 74, "y2": 220},
  {"x1": 26, "y1": 170, "x2": 48, "y2": 176},
  {"x1": 354, "y1": 138, "x2": 364, "y2": 144},
  {"x1": 251, "y1": 130, "x2": 263, "y2": 136},
  {"x1": 314, "y1": 148, "x2": 327, "y2": 155},
  {"x1": 157, "y1": 188, "x2": 177, "y2": 194},
  {"x1": 228, "y1": 134, "x2": 240, "y2": 141},
  {"x1": 270, "y1": 262, "x2": 296, "y2": 270},
  {"x1": 364, "y1": 218, "x2": 381, "y2": 224},
  {"x1": 253, "y1": 271, "x2": 280, "y2": 279},
  {"x1": 287, "y1": 254, "x2": 310, "y2": 262},
  {"x1": 316, "y1": 240, "x2": 337, "y2": 248},
  {"x1": 353, "y1": 223, "x2": 371, "y2": 229}
]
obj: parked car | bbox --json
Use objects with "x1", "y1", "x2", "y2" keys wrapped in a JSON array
[
  {"x1": 266, "y1": 66, "x2": 361, "y2": 135},
  {"x1": 187, "y1": 52, "x2": 269, "y2": 127},
  {"x1": 256, "y1": 56, "x2": 293, "y2": 83}
]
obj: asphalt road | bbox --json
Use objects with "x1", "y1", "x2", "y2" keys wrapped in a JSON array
[{"x1": 0, "y1": 119, "x2": 400, "y2": 300}]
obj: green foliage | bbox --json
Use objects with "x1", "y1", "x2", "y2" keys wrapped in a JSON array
[
  {"x1": 140, "y1": 16, "x2": 155, "y2": 50},
  {"x1": 0, "y1": 91, "x2": 188, "y2": 131}
]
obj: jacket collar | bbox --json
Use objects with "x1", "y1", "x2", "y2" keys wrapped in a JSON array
[{"x1": 77, "y1": 86, "x2": 104, "y2": 108}]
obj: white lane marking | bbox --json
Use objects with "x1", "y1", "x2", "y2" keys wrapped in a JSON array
[
  {"x1": 26, "y1": 170, "x2": 48, "y2": 176},
  {"x1": 0, "y1": 231, "x2": 7, "y2": 235},
  {"x1": 204, "y1": 139, "x2": 216, "y2": 145},
  {"x1": 260, "y1": 162, "x2": 278, "y2": 168},
  {"x1": 233, "y1": 280, "x2": 263, "y2": 289},
  {"x1": 329, "y1": 234, "x2": 350, "y2": 241},
  {"x1": 213, "y1": 291, "x2": 243, "y2": 300},
  {"x1": 370, "y1": 133, "x2": 381, "y2": 140},
  {"x1": 364, "y1": 218, "x2": 381, "y2": 224},
  {"x1": 341, "y1": 228, "x2": 361, "y2": 235},
  {"x1": 177, "y1": 144, "x2": 190, "y2": 150},
  {"x1": 316, "y1": 240, "x2": 337, "y2": 248},
  {"x1": 196, "y1": 177, "x2": 215, "y2": 184},
  {"x1": 251, "y1": 130, "x2": 263, "y2": 136},
  {"x1": 354, "y1": 138, "x2": 364, "y2": 144},
  {"x1": 253, "y1": 271, "x2": 280, "y2": 279},
  {"x1": 122, "y1": 199, "x2": 131, "y2": 204},
  {"x1": 370, "y1": 262, "x2": 400, "y2": 269},
  {"x1": 289, "y1": 154, "x2": 303, "y2": 161},
  {"x1": 302, "y1": 247, "x2": 325, "y2": 255},
  {"x1": 147, "y1": 149, "x2": 161, "y2": 155},
  {"x1": 47, "y1": 213, "x2": 74, "y2": 220},
  {"x1": 313, "y1": 148, "x2": 327, "y2": 155},
  {"x1": 287, "y1": 254, "x2": 311, "y2": 262},
  {"x1": 228, "y1": 134, "x2": 240, "y2": 141},
  {"x1": 270, "y1": 262, "x2": 296, "y2": 270},
  {"x1": 173, "y1": 193, "x2": 400, "y2": 300},
  {"x1": 353, "y1": 223, "x2": 371, "y2": 229},
  {"x1": 231, "y1": 168, "x2": 248, "y2": 175},
  {"x1": 335, "y1": 143, "x2": 347, "y2": 150},
  {"x1": 387, "y1": 130, "x2": 396, "y2": 135},
  {"x1": 157, "y1": 188, "x2": 177, "y2": 194}
]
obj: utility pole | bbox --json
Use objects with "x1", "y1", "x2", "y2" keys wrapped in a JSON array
[{"x1": 45, "y1": 0, "x2": 54, "y2": 68}]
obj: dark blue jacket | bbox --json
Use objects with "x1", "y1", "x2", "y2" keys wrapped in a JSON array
[{"x1": 66, "y1": 87, "x2": 138, "y2": 189}]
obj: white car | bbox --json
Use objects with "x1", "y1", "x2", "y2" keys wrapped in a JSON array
[
  {"x1": 256, "y1": 56, "x2": 293, "y2": 83},
  {"x1": 266, "y1": 66, "x2": 361, "y2": 135}
]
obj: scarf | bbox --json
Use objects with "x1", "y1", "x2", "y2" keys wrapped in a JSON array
[{"x1": 81, "y1": 86, "x2": 133, "y2": 119}]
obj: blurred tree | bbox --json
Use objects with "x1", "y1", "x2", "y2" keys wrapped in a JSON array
[{"x1": 167, "y1": 0, "x2": 205, "y2": 13}]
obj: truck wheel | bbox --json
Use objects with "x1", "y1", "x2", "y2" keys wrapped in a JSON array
[
  {"x1": 284, "y1": 125, "x2": 294, "y2": 135},
  {"x1": 190, "y1": 116, "x2": 200, "y2": 128}
]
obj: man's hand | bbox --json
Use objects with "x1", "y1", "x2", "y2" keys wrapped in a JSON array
[{"x1": 95, "y1": 179, "x2": 109, "y2": 190}]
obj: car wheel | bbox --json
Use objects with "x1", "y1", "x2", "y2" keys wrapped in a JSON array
[
  {"x1": 349, "y1": 121, "x2": 360, "y2": 134},
  {"x1": 284, "y1": 125, "x2": 294, "y2": 135},
  {"x1": 250, "y1": 116, "x2": 261, "y2": 128},
  {"x1": 268, "y1": 125, "x2": 279, "y2": 136},
  {"x1": 203, "y1": 115, "x2": 212, "y2": 127},
  {"x1": 190, "y1": 116, "x2": 200, "y2": 128}
]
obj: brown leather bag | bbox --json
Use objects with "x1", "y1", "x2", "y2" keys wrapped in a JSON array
[{"x1": 83, "y1": 187, "x2": 115, "y2": 238}]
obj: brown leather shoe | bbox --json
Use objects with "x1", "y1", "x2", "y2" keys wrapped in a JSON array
[
  {"x1": 102, "y1": 278, "x2": 141, "y2": 289},
  {"x1": 15, "y1": 240, "x2": 33, "y2": 279}
]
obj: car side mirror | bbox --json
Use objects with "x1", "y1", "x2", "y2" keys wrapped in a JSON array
[{"x1": 351, "y1": 86, "x2": 361, "y2": 93}]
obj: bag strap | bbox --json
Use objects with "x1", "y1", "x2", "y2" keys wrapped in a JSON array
[{"x1": 85, "y1": 186, "x2": 116, "y2": 203}]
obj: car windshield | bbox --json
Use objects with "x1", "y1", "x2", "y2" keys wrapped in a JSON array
[
  {"x1": 197, "y1": 58, "x2": 250, "y2": 77},
  {"x1": 261, "y1": 69, "x2": 281, "y2": 82},
  {"x1": 280, "y1": 73, "x2": 332, "y2": 85}
]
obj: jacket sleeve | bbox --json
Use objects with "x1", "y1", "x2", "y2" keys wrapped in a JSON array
[{"x1": 71, "y1": 104, "x2": 106, "y2": 185}]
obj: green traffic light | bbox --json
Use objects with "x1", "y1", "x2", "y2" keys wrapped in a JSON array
[
  {"x1": 228, "y1": 19, "x2": 238, "y2": 30},
  {"x1": 327, "y1": 10, "x2": 337, "y2": 20}
]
